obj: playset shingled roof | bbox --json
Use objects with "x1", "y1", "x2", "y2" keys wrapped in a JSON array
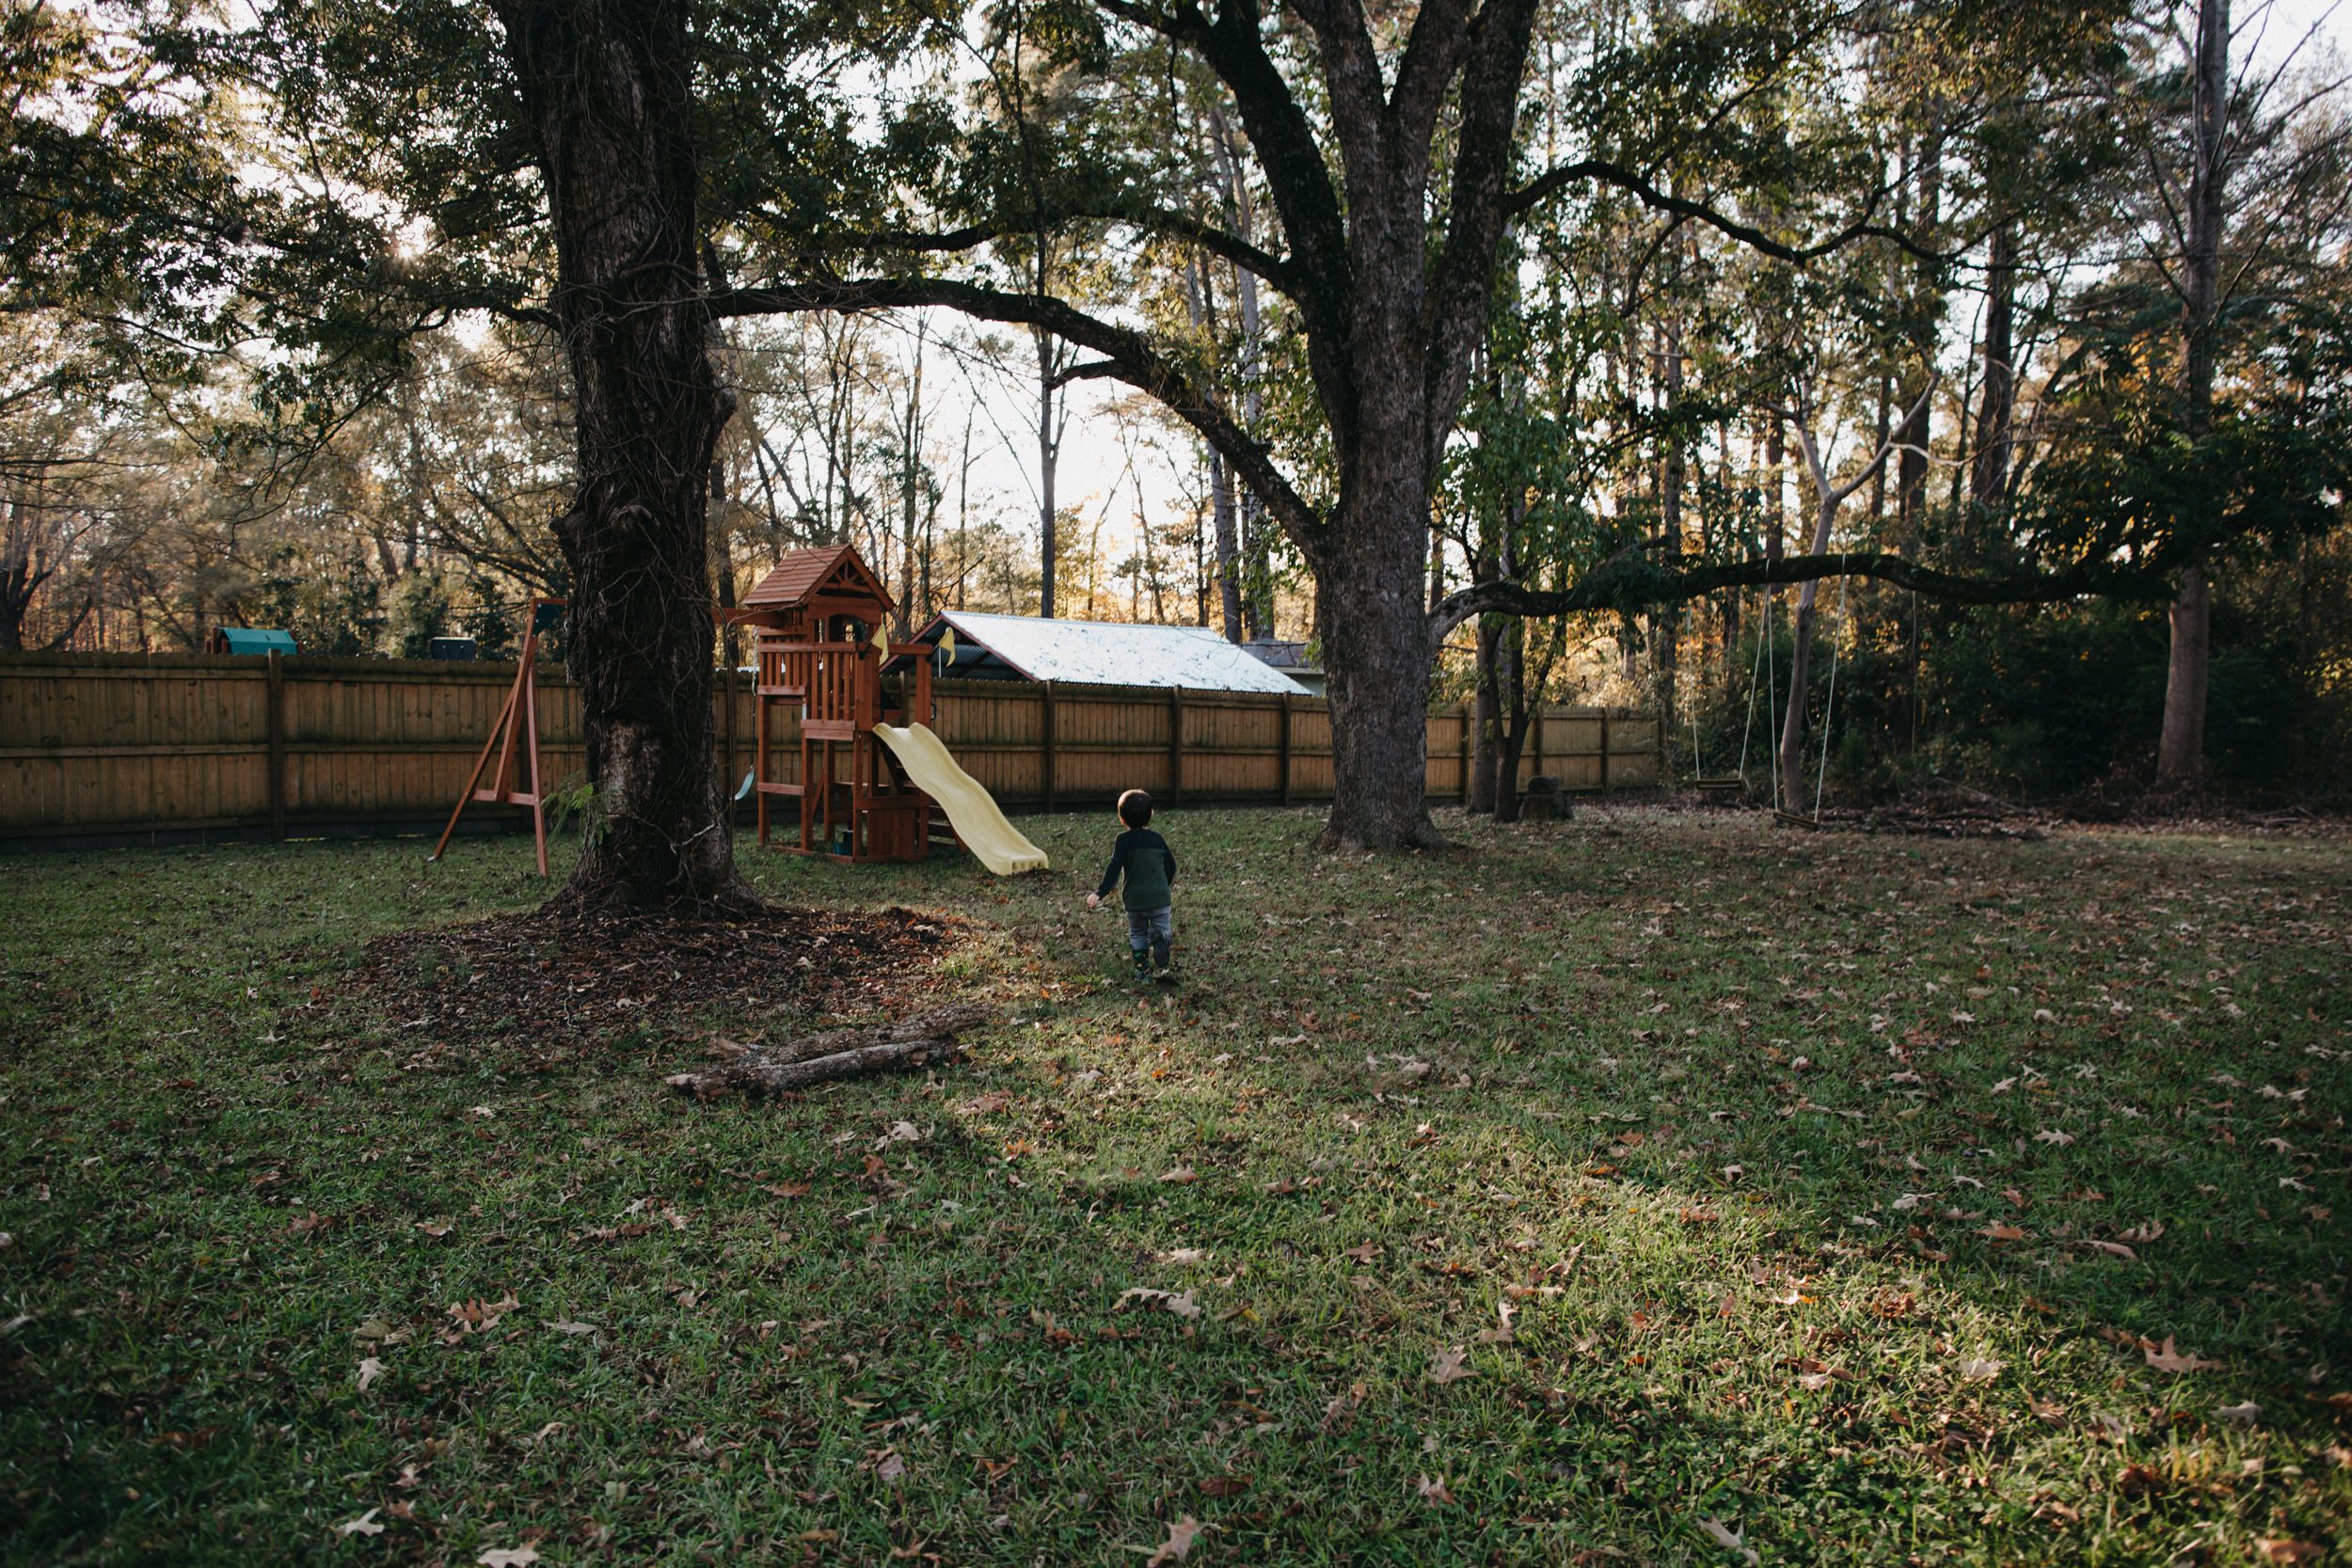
[{"x1": 741, "y1": 545, "x2": 894, "y2": 614}]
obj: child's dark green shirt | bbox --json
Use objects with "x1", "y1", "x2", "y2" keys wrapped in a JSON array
[{"x1": 1095, "y1": 828, "x2": 1177, "y2": 911}]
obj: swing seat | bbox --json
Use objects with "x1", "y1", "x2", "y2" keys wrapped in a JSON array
[{"x1": 1772, "y1": 808, "x2": 1822, "y2": 830}]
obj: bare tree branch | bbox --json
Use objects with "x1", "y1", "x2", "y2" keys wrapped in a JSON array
[
  {"x1": 1510, "y1": 159, "x2": 1953, "y2": 264},
  {"x1": 715, "y1": 276, "x2": 1328, "y2": 558}
]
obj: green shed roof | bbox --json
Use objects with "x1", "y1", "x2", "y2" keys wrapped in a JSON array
[{"x1": 217, "y1": 627, "x2": 297, "y2": 656}]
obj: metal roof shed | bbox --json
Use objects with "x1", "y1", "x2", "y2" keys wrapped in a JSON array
[
  {"x1": 207, "y1": 627, "x2": 297, "y2": 656},
  {"x1": 900, "y1": 611, "x2": 1310, "y2": 695}
]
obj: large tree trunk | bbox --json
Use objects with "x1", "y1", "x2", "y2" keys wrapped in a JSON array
[
  {"x1": 2159, "y1": 565, "x2": 2212, "y2": 782},
  {"x1": 1184, "y1": 254, "x2": 1248, "y2": 642},
  {"x1": 500, "y1": 0, "x2": 744, "y2": 911},
  {"x1": 1316, "y1": 439, "x2": 1441, "y2": 849},
  {"x1": 1493, "y1": 611, "x2": 1529, "y2": 823},
  {"x1": 1969, "y1": 221, "x2": 2017, "y2": 512},
  {"x1": 2157, "y1": 0, "x2": 2230, "y2": 784},
  {"x1": 1035, "y1": 328, "x2": 1061, "y2": 618},
  {"x1": 1777, "y1": 578, "x2": 1821, "y2": 815},
  {"x1": 1469, "y1": 612, "x2": 1502, "y2": 815},
  {"x1": 1894, "y1": 127, "x2": 1942, "y2": 546},
  {"x1": 1209, "y1": 454, "x2": 1245, "y2": 640}
]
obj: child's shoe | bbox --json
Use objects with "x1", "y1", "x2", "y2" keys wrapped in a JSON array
[
  {"x1": 1132, "y1": 958, "x2": 1152, "y2": 982},
  {"x1": 1152, "y1": 965, "x2": 1178, "y2": 987}
]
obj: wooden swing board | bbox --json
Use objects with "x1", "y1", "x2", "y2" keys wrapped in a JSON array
[{"x1": 1772, "y1": 809, "x2": 1822, "y2": 830}]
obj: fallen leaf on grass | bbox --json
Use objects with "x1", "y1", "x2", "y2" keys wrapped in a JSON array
[
  {"x1": 1341, "y1": 1242, "x2": 1380, "y2": 1264},
  {"x1": 476, "y1": 1548, "x2": 539, "y2": 1568},
  {"x1": 1978, "y1": 1224, "x2": 2027, "y2": 1243},
  {"x1": 542, "y1": 1319, "x2": 596, "y2": 1336},
  {"x1": 1157, "y1": 1248, "x2": 1206, "y2": 1266},
  {"x1": 1199, "y1": 1475, "x2": 1250, "y2": 1497},
  {"x1": 444, "y1": 1293, "x2": 520, "y2": 1336},
  {"x1": 1474, "y1": 1302, "x2": 1518, "y2": 1345},
  {"x1": 2115, "y1": 1464, "x2": 2166, "y2": 1497},
  {"x1": 2076, "y1": 1240, "x2": 2137, "y2": 1260},
  {"x1": 1322, "y1": 1382, "x2": 1366, "y2": 1431},
  {"x1": 1427, "y1": 1347, "x2": 1472, "y2": 1384},
  {"x1": 356, "y1": 1356, "x2": 384, "y2": 1392},
  {"x1": 1144, "y1": 1515, "x2": 1202, "y2": 1565},
  {"x1": 1115, "y1": 1288, "x2": 1200, "y2": 1321},
  {"x1": 2255, "y1": 1540, "x2": 2325, "y2": 1563},
  {"x1": 2034, "y1": 1129, "x2": 2074, "y2": 1146},
  {"x1": 1414, "y1": 1474, "x2": 1455, "y2": 1505},
  {"x1": 2143, "y1": 1337, "x2": 2224, "y2": 1374},
  {"x1": 1158, "y1": 1166, "x2": 1199, "y2": 1185},
  {"x1": 1957, "y1": 1356, "x2": 2004, "y2": 1382},
  {"x1": 1698, "y1": 1515, "x2": 1760, "y2": 1566},
  {"x1": 336, "y1": 1509, "x2": 385, "y2": 1537},
  {"x1": 2215, "y1": 1401, "x2": 2261, "y2": 1427},
  {"x1": 874, "y1": 1451, "x2": 906, "y2": 1484}
]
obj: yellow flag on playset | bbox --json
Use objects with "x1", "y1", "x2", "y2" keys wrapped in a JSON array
[
  {"x1": 872, "y1": 618, "x2": 889, "y2": 654},
  {"x1": 939, "y1": 626, "x2": 957, "y2": 664}
]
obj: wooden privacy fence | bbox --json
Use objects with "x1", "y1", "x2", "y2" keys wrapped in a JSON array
[{"x1": 0, "y1": 651, "x2": 1661, "y2": 852}]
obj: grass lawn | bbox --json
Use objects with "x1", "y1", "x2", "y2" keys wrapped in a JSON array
[{"x1": 3, "y1": 804, "x2": 2347, "y2": 1566}]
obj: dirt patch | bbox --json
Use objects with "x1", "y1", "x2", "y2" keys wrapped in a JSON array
[{"x1": 354, "y1": 903, "x2": 970, "y2": 1053}]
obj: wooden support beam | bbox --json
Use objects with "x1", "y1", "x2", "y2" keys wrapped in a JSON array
[
  {"x1": 1598, "y1": 711, "x2": 1613, "y2": 793},
  {"x1": 755, "y1": 689, "x2": 771, "y2": 846}
]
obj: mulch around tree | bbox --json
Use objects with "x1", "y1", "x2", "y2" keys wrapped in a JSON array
[{"x1": 353, "y1": 903, "x2": 970, "y2": 1056}]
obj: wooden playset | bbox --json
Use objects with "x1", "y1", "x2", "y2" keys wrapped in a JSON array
[{"x1": 733, "y1": 545, "x2": 939, "y2": 863}]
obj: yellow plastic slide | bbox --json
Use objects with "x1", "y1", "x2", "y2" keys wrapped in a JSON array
[{"x1": 873, "y1": 722, "x2": 1051, "y2": 875}]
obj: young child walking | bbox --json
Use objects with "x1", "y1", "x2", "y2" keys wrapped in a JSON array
[{"x1": 1087, "y1": 788, "x2": 1178, "y2": 983}]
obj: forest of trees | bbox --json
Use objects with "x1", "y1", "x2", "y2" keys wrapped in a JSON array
[{"x1": 5, "y1": 0, "x2": 2347, "y2": 899}]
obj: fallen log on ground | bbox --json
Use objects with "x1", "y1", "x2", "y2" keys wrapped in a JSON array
[{"x1": 664, "y1": 1004, "x2": 994, "y2": 1098}]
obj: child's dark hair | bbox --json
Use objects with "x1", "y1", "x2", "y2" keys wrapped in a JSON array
[{"x1": 1117, "y1": 788, "x2": 1153, "y2": 828}]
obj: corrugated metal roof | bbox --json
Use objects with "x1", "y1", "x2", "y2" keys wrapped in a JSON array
[{"x1": 909, "y1": 612, "x2": 1310, "y2": 694}]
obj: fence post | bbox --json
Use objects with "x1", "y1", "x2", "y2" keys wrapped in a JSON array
[
  {"x1": 1598, "y1": 710, "x2": 1613, "y2": 793},
  {"x1": 265, "y1": 651, "x2": 288, "y2": 843},
  {"x1": 1041, "y1": 680, "x2": 1057, "y2": 813},
  {"x1": 1278, "y1": 694, "x2": 1294, "y2": 805},
  {"x1": 1168, "y1": 685, "x2": 1184, "y2": 806},
  {"x1": 1459, "y1": 701, "x2": 1472, "y2": 800}
]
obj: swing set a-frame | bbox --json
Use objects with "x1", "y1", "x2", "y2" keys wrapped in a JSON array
[{"x1": 428, "y1": 597, "x2": 565, "y2": 876}]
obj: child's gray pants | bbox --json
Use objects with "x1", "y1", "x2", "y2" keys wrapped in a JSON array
[{"x1": 1126, "y1": 906, "x2": 1172, "y2": 967}]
